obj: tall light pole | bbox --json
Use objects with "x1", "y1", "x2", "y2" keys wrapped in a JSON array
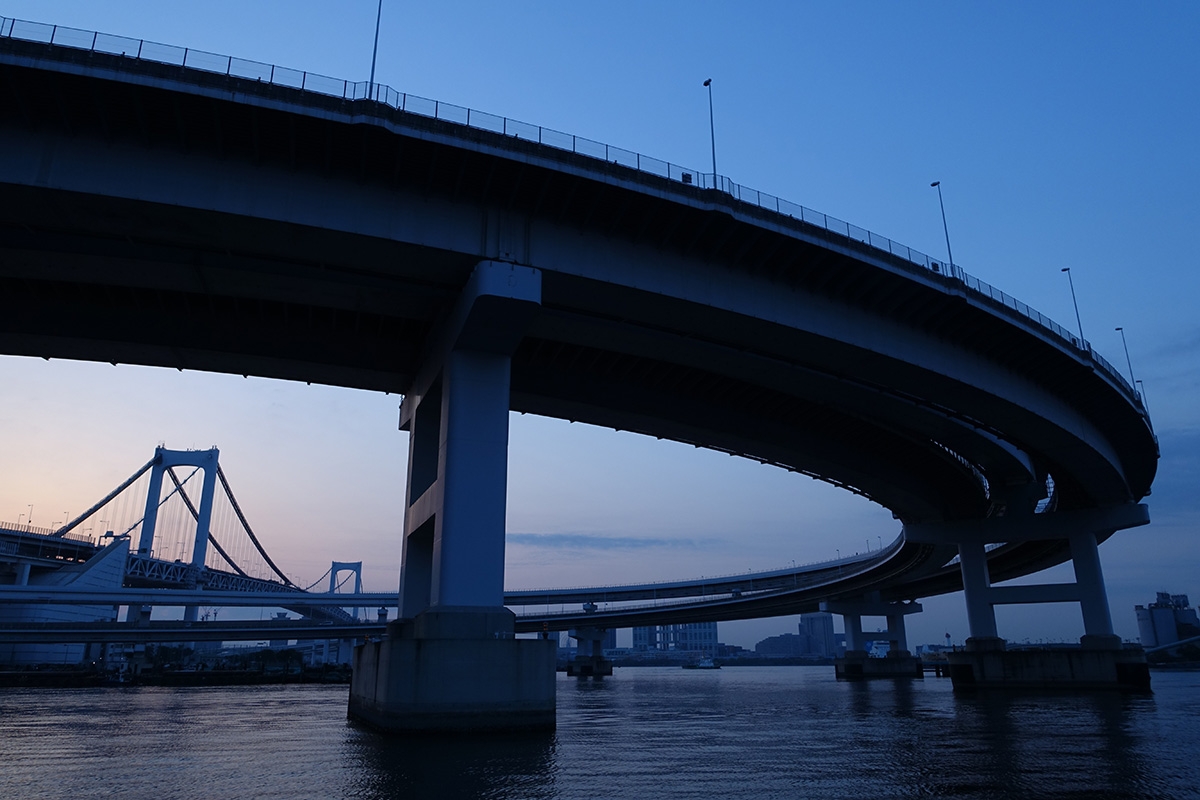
[
  {"x1": 703, "y1": 78, "x2": 717, "y2": 187},
  {"x1": 368, "y1": 0, "x2": 383, "y2": 101},
  {"x1": 930, "y1": 181, "x2": 954, "y2": 272},
  {"x1": 1135, "y1": 379, "x2": 1149, "y2": 412},
  {"x1": 1061, "y1": 267, "x2": 1084, "y2": 344},
  {"x1": 1115, "y1": 327, "x2": 1136, "y2": 388}
]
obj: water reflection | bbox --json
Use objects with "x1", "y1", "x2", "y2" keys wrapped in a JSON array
[
  {"x1": 345, "y1": 725, "x2": 558, "y2": 800},
  {"x1": 0, "y1": 672, "x2": 1196, "y2": 799},
  {"x1": 948, "y1": 690, "x2": 1158, "y2": 799}
]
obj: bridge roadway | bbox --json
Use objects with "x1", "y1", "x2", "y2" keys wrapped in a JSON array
[
  {"x1": 0, "y1": 525, "x2": 355, "y2": 624},
  {"x1": 0, "y1": 28, "x2": 1158, "y2": 623},
  {"x1": 1, "y1": 516, "x2": 931, "y2": 635},
  {"x1": 0, "y1": 537, "x2": 1064, "y2": 636}
]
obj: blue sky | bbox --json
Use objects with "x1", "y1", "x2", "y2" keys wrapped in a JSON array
[{"x1": 0, "y1": 1, "x2": 1196, "y2": 648}]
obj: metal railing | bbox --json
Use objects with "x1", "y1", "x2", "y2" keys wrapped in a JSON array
[
  {"x1": 508, "y1": 539, "x2": 898, "y2": 599},
  {"x1": 0, "y1": 520, "x2": 95, "y2": 543},
  {"x1": 0, "y1": 15, "x2": 1141, "y2": 405}
]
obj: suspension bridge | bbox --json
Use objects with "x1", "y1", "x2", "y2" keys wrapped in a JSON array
[
  {"x1": 0, "y1": 446, "x2": 924, "y2": 642},
  {"x1": 0, "y1": 446, "x2": 384, "y2": 654}
]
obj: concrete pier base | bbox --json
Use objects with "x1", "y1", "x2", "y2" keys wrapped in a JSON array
[
  {"x1": 567, "y1": 623, "x2": 612, "y2": 678},
  {"x1": 348, "y1": 607, "x2": 557, "y2": 732},
  {"x1": 566, "y1": 655, "x2": 613, "y2": 678},
  {"x1": 835, "y1": 650, "x2": 923, "y2": 680},
  {"x1": 946, "y1": 637, "x2": 1151, "y2": 691}
]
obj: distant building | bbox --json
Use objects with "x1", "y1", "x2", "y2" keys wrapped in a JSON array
[
  {"x1": 753, "y1": 614, "x2": 838, "y2": 658},
  {"x1": 633, "y1": 622, "x2": 719, "y2": 655},
  {"x1": 632, "y1": 626, "x2": 654, "y2": 651},
  {"x1": 755, "y1": 633, "x2": 805, "y2": 656},
  {"x1": 798, "y1": 612, "x2": 837, "y2": 657},
  {"x1": 1136, "y1": 592, "x2": 1200, "y2": 648}
]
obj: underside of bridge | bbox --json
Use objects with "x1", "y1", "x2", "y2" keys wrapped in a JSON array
[{"x1": 0, "y1": 32, "x2": 1160, "y2": 721}]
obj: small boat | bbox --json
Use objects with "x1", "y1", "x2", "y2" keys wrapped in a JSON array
[{"x1": 682, "y1": 658, "x2": 720, "y2": 670}]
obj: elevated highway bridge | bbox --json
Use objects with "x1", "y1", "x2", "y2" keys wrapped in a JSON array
[{"x1": 0, "y1": 18, "x2": 1158, "y2": 725}]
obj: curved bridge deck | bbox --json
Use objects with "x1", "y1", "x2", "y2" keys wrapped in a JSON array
[{"x1": 0, "y1": 19, "x2": 1158, "y2": 631}]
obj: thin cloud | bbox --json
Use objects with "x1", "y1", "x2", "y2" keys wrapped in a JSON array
[{"x1": 507, "y1": 532, "x2": 712, "y2": 551}]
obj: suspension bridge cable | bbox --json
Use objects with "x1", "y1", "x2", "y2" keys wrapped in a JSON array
[
  {"x1": 165, "y1": 467, "x2": 250, "y2": 578},
  {"x1": 216, "y1": 464, "x2": 296, "y2": 587},
  {"x1": 117, "y1": 465, "x2": 196, "y2": 540},
  {"x1": 52, "y1": 454, "x2": 159, "y2": 538},
  {"x1": 304, "y1": 565, "x2": 334, "y2": 592}
]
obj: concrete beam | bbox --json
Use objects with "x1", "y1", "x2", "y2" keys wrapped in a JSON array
[
  {"x1": 400, "y1": 260, "x2": 541, "y2": 430},
  {"x1": 988, "y1": 583, "x2": 1081, "y2": 605},
  {"x1": 903, "y1": 503, "x2": 1149, "y2": 545},
  {"x1": 821, "y1": 599, "x2": 923, "y2": 617}
]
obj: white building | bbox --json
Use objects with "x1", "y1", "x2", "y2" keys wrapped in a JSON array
[
  {"x1": 633, "y1": 622, "x2": 718, "y2": 655},
  {"x1": 1136, "y1": 592, "x2": 1200, "y2": 648}
]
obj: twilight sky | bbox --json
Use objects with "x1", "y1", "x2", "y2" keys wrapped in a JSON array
[{"x1": 0, "y1": 1, "x2": 1197, "y2": 648}]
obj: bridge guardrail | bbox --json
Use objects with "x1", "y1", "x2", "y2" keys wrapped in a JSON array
[
  {"x1": 509, "y1": 544, "x2": 894, "y2": 598},
  {"x1": 510, "y1": 552, "x2": 889, "y2": 618},
  {"x1": 0, "y1": 16, "x2": 1142, "y2": 408},
  {"x1": 0, "y1": 521, "x2": 95, "y2": 544}
]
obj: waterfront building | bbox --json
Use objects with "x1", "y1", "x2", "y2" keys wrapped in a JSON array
[
  {"x1": 633, "y1": 622, "x2": 719, "y2": 655},
  {"x1": 1135, "y1": 592, "x2": 1200, "y2": 648},
  {"x1": 754, "y1": 633, "x2": 805, "y2": 656},
  {"x1": 798, "y1": 612, "x2": 837, "y2": 657},
  {"x1": 754, "y1": 614, "x2": 838, "y2": 658}
]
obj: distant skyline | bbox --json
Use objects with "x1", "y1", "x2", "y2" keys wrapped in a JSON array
[{"x1": 1, "y1": 1, "x2": 1196, "y2": 648}]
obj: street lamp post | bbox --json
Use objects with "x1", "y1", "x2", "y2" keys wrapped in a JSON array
[
  {"x1": 1135, "y1": 379, "x2": 1149, "y2": 412},
  {"x1": 1115, "y1": 327, "x2": 1137, "y2": 388},
  {"x1": 368, "y1": 0, "x2": 383, "y2": 101},
  {"x1": 703, "y1": 78, "x2": 717, "y2": 187},
  {"x1": 1061, "y1": 267, "x2": 1084, "y2": 345},
  {"x1": 930, "y1": 181, "x2": 955, "y2": 273}
]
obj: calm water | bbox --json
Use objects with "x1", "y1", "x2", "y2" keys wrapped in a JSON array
[{"x1": 2, "y1": 667, "x2": 1199, "y2": 799}]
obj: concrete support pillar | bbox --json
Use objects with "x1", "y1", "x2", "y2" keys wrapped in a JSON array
[
  {"x1": 567, "y1": 625, "x2": 613, "y2": 678},
  {"x1": 434, "y1": 349, "x2": 511, "y2": 607},
  {"x1": 15, "y1": 562, "x2": 30, "y2": 585},
  {"x1": 350, "y1": 261, "x2": 556, "y2": 732},
  {"x1": 886, "y1": 612, "x2": 908, "y2": 654},
  {"x1": 958, "y1": 540, "x2": 999, "y2": 640},
  {"x1": 1070, "y1": 531, "x2": 1116, "y2": 640},
  {"x1": 396, "y1": 348, "x2": 512, "y2": 615},
  {"x1": 824, "y1": 599, "x2": 923, "y2": 679},
  {"x1": 843, "y1": 614, "x2": 863, "y2": 652}
]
